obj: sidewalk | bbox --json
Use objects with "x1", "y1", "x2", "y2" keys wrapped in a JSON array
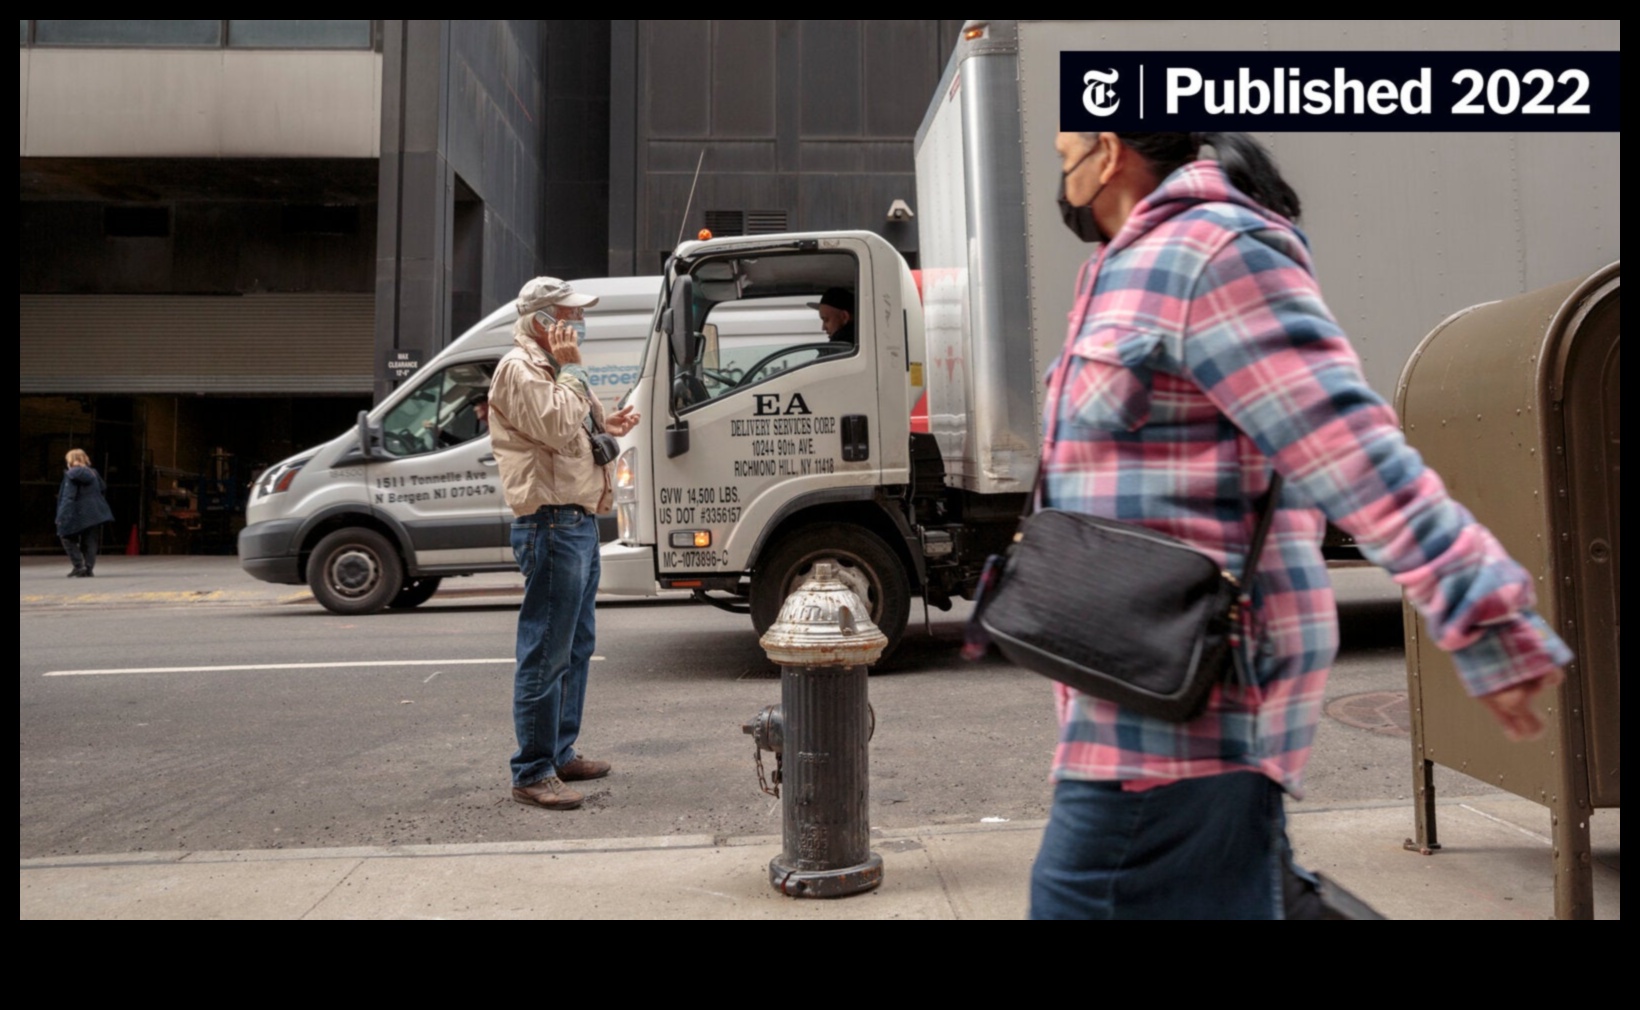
[{"x1": 18, "y1": 796, "x2": 1620, "y2": 919}]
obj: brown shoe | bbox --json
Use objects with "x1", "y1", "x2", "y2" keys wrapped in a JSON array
[
  {"x1": 557, "y1": 756, "x2": 611, "y2": 781},
  {"x1": 512, "y1": 775, "x2": 583, "y2": 810}
]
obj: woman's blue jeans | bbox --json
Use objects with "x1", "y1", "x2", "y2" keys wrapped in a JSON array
[
  {"x1": 1029, "y1": 771, "x2": 1291, "y2": 919},
  {"x1": 509, "y1": 506, "x2": 600, "y2": 788}
]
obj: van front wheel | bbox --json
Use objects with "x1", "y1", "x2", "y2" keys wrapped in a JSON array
[{"x1": 307, "y1": 528, "x2": 404, "y2": 615}]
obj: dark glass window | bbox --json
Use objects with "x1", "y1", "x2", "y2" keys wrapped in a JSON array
[
  {"x1": 228, "y1": 20, "x2": 371, "y2": 49},
  {"x1": 104, "y1": 207, "x2": 171, "y2": 238},
  {"x1": 282, "y1": 206, "x2": 360, "y2": 236},
  {"x1": 34, "y1": 20, "x2": 222, "y2": 47}
]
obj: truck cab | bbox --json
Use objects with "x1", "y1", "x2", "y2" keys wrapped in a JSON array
[{"x1": 601, "y1": 232, "x2": 932, "y2": 652}]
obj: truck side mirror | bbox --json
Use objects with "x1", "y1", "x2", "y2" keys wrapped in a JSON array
[
  {"x1": 672, "y1": 374, "x2": 708, "y2": 413},
  {"x1": 669, "y1": 275, "x2": 696, "y2": 371},
  {"x1": 666, "y1": 420, "x2": 690, "y2": 458}
]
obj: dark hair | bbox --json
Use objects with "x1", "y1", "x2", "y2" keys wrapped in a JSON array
[{"x1": 1112, "y1": 131, "x2": 1302, "y2": 221}]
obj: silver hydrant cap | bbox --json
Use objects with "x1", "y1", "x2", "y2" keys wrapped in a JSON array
[{"x1": 759, "y1": 561, "x2": 888, "y2": 667}]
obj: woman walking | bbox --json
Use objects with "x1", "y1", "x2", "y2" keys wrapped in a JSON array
[
  {"x1": 56, "y1": 448, "x2": 114, "y2": 577},
  {"x1": 1029, "y1": 131, "x2": 1571, "y2": 918}
]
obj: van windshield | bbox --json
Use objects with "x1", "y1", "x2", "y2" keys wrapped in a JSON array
[{"x1": 379, "y1": 361, "x2": 495, "y2": 456}]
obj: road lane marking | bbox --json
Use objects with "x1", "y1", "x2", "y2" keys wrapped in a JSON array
[{"x1": 43, "y1": 659, "x2": 515, "y2": 677}]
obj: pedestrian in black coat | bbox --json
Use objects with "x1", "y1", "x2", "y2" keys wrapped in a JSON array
[{"x1": 56, "y1": 448, "x2": 115, "y2": 577}]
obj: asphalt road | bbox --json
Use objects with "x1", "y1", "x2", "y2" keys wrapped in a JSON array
[{"x1": 19, "y1": 580, "x2": 1483, "y2": 859}]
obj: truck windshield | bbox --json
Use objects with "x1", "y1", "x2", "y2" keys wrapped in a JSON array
[{"x1": 672, "y1": 249, "x2": 859, "y2": 412}]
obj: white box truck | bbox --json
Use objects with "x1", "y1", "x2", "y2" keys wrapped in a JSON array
[{"x1": 596, "y1": 19, "x2": 1619, "y2": 659}]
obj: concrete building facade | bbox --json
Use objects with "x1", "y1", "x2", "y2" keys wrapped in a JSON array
[{"x1": 18, "y1": 19, "x2": 961, "y2": 553}]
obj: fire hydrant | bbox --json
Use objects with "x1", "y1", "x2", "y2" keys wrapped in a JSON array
[{"x1": 742, "y1": 561, "x2": 886, "y2": 898}]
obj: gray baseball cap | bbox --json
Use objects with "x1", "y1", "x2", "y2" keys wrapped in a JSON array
[{"x1": 515, "y1": 276, "x2": 600, "y2": 315}]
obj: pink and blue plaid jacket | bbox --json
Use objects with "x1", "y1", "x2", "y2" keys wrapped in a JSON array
[{"x1": 1042, "y1": 161, "x2": 1571, "y2": 797}]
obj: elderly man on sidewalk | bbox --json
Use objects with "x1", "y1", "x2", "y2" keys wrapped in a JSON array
[{"x1": 488, "y1": 277, "x2": 639, "y2": 810}]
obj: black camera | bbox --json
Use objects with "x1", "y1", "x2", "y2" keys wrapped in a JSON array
[{"x1": 588, "y1": 430, "x2": 619, "y2": 467}]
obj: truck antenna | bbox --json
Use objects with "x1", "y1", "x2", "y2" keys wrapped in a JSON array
[{"x1": 674, "y1": 149, "x2": 706, "y2": 253}]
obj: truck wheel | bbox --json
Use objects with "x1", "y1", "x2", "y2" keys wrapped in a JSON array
[
  {"x1": 388, "y1": 576, "x2": 443, "y2": 609},
  {"x1": 307, "y1": 528, "x2": 403, "y2": 615},
  {"x1": 751, "y1": 524, "x2": 910, "y2": 663}
]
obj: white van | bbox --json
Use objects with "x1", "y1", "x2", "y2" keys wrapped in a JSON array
[{"x1": 238, "y1": 275, "x2": 824, "y2": 613}]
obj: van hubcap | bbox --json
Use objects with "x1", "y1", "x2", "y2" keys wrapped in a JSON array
[{"x1": 330, "y1": 548, "x2": 380, "y2": 598}]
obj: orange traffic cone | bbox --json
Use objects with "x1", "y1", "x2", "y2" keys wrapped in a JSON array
[{"x1": 126, "y1": 524, "x2": 140, "y2": 556}]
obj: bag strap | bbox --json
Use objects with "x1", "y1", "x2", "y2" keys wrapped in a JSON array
[{"x1": 1238, "y1": 474, "x2": 1283, "y2": 588}]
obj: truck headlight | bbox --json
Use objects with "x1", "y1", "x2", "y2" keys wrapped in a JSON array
[
  {"x1": 614, "y1": 448, "x2": 636, "y2": 503},
  {"x1": 614, "y1": 448, "x2": 637, "y2": 543}
]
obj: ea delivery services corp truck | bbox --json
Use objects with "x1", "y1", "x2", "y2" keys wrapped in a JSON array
[{"x1": 595, "y1": 19, "x2": 1618, "y2": 659}]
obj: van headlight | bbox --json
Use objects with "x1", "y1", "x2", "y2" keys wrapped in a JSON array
[
  {"x1": 614, "y1": 448, "x2": 638, "y2": 543},
  {"x1": 256, "y1": 458, "x2": 308, "y2": 498}
]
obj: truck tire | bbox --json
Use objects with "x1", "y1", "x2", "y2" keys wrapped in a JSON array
[
  {"x1": 388, "y1": 576, "x2": 443, "y2": 610},
  {"x1": 307, "y1": 527, "x2": 403, "y2": 615},
  {"x1": 751, "y1": 523, "x2": 910, "y2": 664}
]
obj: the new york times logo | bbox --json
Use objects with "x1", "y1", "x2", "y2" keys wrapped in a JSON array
[
  {"x1": 1059, "y1": 52, "x2": 1619, "y2": 132},
  {"x1": 1082, "y1": 69, "x2": 1120, "y2": 117}
]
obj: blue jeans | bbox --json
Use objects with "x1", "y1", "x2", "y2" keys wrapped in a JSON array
[
  {"x1": 510, "y1": 506, "x2": 600, "y2": 788},
  {"x1": 1029, "y1": 771, "x2": 1290, "y2": 919}
]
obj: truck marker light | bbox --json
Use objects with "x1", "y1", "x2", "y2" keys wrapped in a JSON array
[
  {"x1": 698, "y1": 228, "x2": 713, "y2": 241},
  {"x1": 670, "y1": 530, "x2": 712, "y2": 548}
]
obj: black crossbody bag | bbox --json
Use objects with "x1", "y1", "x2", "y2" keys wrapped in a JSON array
[{"x1": 967, "y1": 476, "x2": 1280, "y2": 722}]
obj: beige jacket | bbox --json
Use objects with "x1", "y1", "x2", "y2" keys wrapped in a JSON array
[{"x1": 488, "y1": 324, "x2": 612, "y2": 516}]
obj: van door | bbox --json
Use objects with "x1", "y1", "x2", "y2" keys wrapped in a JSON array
[
  {"x1": 368, "y1": 358, "x2": 511, "y2": 569},
  {"x1": 651, "y1": 243, "x2": 881, "y2": 579}
]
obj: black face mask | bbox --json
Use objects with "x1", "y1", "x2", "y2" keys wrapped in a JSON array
[{"x1": 1056, "y1": 145, "x2": 1108, "y2": 243}]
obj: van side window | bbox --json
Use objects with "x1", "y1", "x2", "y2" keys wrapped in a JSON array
[{"x1": 380, "y1": 362, "x2": 496, "y2": 457}]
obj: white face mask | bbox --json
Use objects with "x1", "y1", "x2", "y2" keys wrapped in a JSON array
[{"x1": 532, "y1": 311, "x2": 587, "y2": 344}]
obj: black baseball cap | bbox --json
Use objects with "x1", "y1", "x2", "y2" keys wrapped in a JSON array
[{"x1": 807, "y1": 287, "x2": 854, "y2": 314}]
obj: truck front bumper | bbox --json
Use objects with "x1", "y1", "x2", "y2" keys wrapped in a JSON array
[{"x1": 597, "y1": 542, "x2": 659, "y2": 597}]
